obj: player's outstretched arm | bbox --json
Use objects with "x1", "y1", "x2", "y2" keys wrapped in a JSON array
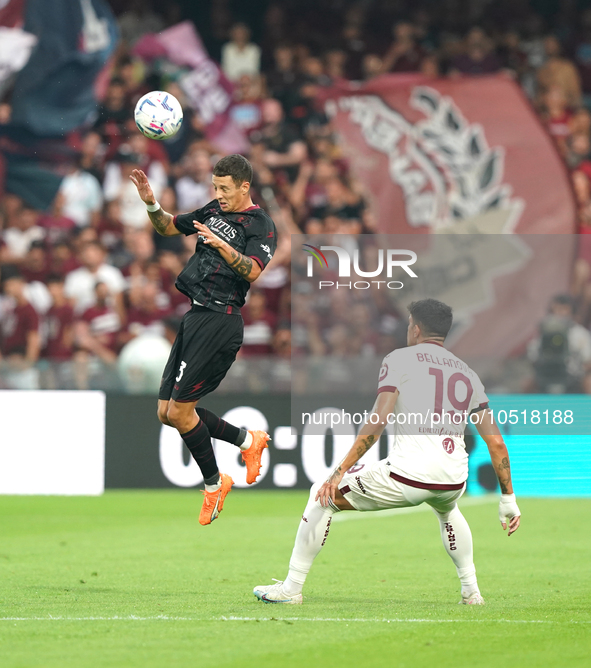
[
  {"x1": 129, "y1": 169, "x2": 180, "y2": 237},
  {"x1": 474, "y1": 409, "x2": 521, "y2": 536},
  {"x1": 193, "y1": 221, "x2": 262, "y2": 283},
  {"x1": 316, "y1": 391, "x2": 399, "y2": 507}
]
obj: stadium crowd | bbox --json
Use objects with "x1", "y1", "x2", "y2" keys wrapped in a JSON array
[{"x1": 2, "y1": 0, "x2": 591, "y2": 392}]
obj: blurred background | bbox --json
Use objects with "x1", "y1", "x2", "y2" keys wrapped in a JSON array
[
  {"x1": 1, "y1": 0, "x2": 590, "y2": 494},
  {"x1": 3, "y1": 0, "x2": 591, "y2": 394}
]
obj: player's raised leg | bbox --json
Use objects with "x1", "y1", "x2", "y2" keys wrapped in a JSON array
[
  {"x1": 253, "y1": 483, "x2": 354, "y2": 603},
  {"x1": 196, "y1": 407, "x2": 269, "y2": 484},
  {"x1": 166, "y1": 399, "x2": 233, "y2": 525},
  {"x1": 429, "y1": 499, "x2": 484, "y2": 604}
]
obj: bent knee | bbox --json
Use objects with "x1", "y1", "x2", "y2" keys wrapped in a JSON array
[
  {"x1": 309, "y1": 482, "x2": 322, "y2": 499},
  {"x1": 166, "y1": 401, "x2": 195, "y2": 431}
]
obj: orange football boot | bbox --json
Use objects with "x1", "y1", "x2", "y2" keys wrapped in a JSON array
[
  {"x1": 241, "y1": 431, "x2": 270, "y2": 484},
  {"x1": 199, "y1": 473, "x2": 234, "y2": 525}
]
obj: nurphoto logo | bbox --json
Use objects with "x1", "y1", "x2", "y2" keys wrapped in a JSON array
[{"x1": 303, "y1": 244, "x2": 418, "y2": 290}]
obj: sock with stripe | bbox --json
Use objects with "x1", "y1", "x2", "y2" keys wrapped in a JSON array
[
  {"x1": 180, "y1": 419, "x2": 220, "y2": 488},
  {"x1": 195, "y1": 407, "x2": 251, "y2": 451}
]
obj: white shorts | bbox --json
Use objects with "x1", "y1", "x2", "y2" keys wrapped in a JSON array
[{"x1": 338, "y1": 460, "x2": 466, "y2": 514}]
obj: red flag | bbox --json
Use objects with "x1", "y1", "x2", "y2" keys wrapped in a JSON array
[{"x1": 320, "y1": 74, "x2": 576, "y2": 235}]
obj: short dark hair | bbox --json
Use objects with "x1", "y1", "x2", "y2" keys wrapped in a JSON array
[
  {"x1": 1, "y1": 265, "x2": 22, "y2": 283},
  {"x1": 552, "y1": 294, "x2": 574, "y2": 308},
  {"x1": 213, "y1": 154, "x2": 253, "y2": 186},
  {"x1": 408, "y1": 299, "x2": 453, "y2": 339},
  {"x1": 46, "y1": 273, "x2": 65, "y2": 285}
]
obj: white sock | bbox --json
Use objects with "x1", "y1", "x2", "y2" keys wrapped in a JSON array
[
  {"x1": 283, "y1": 483, "x2": 337, "y2": 596},
  {"x1": 432, "y1": 504, "x2": 479, "y2": 598},
  {"x1": 204, "y1": 479, "x2": 222, "y2": 492},
  {"x1": 239, "y1": 431, "x2": 253, "y2": 451}
]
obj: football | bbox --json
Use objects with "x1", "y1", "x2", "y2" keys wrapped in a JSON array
[{"x1": 134, "y1": 90, "x2": 183, "y2": 140}]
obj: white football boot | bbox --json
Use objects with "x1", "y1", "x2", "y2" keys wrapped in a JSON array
[
  {"x1": 253, "y1": 580, "x2": 303, "y2": 604},
  {"x1": 459, "y1": 592, "x2": 485, "y2": 605}
]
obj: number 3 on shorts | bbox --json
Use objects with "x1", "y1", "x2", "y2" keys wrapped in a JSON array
[{"x1": 176, "y1": 361, "x2": 187, "y2": 382}]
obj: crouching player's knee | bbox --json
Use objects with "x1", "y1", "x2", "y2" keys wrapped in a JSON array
[{"x1": 309, "y1": 482, "x2": 322, "y2": 501}]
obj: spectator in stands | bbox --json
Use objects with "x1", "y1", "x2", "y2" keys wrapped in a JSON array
[
  {"x1": 449, "y1": 27, "x2": 501, "y2": 76},
  {"x1": 528, "y1": 294, "x2": 591, "y2": 394},
  {"x1": 241, "y1": 290, "x2": 277, "y2": 357},
  {"x1": 74, "y1": 282, "x2": 123, "y2": 389},
  {"x1": 93, "y1": 78, "x2": 131, "y2": 154},
  {"x1": 39, "y1": 274, "x2": 74, "y2": 389},
  {"x1": 59, "y1": 157, "x2": 103, "y2": 228},
  {"x1": 536, "y1": 35, "x2": 582, "y2": 109},
  {"x1": 119, "y1": 229, "x2": 156, "y2": 284},
  {"x1": 117, "y1": 56, "x2": 149, "y2": 108},
  {"x1": 123, "y1": 281, "x2": 171, "y2": 343},
  {"x1": 230, "y1": 74, "x2": 265, "y2": 134},
  {"x1": 381, "y1": 21, "x2": 426, "y2": 74},
  {"x1": 0, "y1": 269, "x2": 40, "y2": 389},
  {"x1": 20, "y1": 241, "x2": 49, "y2": 284},
  {"x1": 1, "y1": 206, "x2": 45, "y2": 263},
  {"x1": 572, "y1": 9, "x2": 591, "y2": 110},
  {"x1": 251, "y1": 98, "x2": 307, "y2": 183},
  {"x1": 266, "y1": 45, "x2": 302, "y2": 116},
  {"x1": 567, "y1": 132, "x2": 591, "y2": 171},
  {"x1": 324, "y1": 49, "x2": 347, "y2": 80},
  {"x1": 64, "y1": 241, "x2": 126, "y2": 316},
  {"x1": 48, "y1": 241, "x2": 79, "y2": 278},
  {"x1": 498, "y1": 31, "x2": 529, "y2": 82},
  {"x1": 78, "y1": 130, "x2": 105, "y2": 182},
  {"x1": 273, "y1": 325, "x2": 291, "y2": 358},
  {"x1": 341, "y1": 21, "x2": 369, "y2": 80},
  {"x1": 175, "y1": 149, "x2": 213, "y2": 212},
  {"x1": 103, "y1": 148, "x2": 153, "y2": 231},
  {"x1": 118, "y1": 0, "x2": 164, "y2": 46},
  {"x1": 362, "y1": 53, "x2": 384, "y2": 80},
  {"x1": 221, "y1": 23, "x2": 261, "y2": 81},
  {"x1": 38, "y1": 192, "x2": 76, "y2": 246},
  {"x1": 540, "y1": 86, "x2": 574, "y2": 156},
  {"x1": 95, "y1": 200, "x2": 125, "y2": 252},
  {"x1": 308, "y1": 176, "x2": 367, "y2": 229}
]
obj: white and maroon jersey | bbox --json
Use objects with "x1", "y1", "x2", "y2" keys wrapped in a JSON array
[{"x1": 378, "y1": 342, "x2": 489, "y2": 485}]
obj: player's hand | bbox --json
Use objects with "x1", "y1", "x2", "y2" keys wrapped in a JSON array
[
  {"x1": 315, "y1": 481, "x2": 339, "y2": 507},
  {"x1": 129, "y1": 169, "x2": 156, "y2": 205},
  {"x1": 499, "y1": 493, "x2": 521, "y2": 536},
  {"x1": 193, "y1": 221, "x2": 224, "y2": 249},
  {"x1": 315, "y1": 469, "x2": 343, "y2": 508}
]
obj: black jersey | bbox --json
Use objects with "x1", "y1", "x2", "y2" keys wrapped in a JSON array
[{"x1": 173, "y1": 200, "x2": 277, "y2": 315}]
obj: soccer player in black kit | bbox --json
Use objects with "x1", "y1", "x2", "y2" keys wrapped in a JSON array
[{"x1": 130, "y1": 155, "x2": 277, "y2": 525}]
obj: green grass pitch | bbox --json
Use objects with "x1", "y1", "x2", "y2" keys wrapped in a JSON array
[{"x1": 1, "y1": 491, "x2": 590, "y2": 668}]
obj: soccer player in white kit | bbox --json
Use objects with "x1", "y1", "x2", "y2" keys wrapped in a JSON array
[{"x1": 253, "y1": 299, "x2": 521, "y2": 605}]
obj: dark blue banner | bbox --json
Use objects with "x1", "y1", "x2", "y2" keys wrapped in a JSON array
[{"x1": 11, "y1": 0, "x2": 118, "y2": 137}]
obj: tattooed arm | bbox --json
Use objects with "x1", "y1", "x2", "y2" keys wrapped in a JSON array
[
  {"x1": 193, "y1": 221, "x2": 262, "y2": 282},
  {"x1": 475, "y1": 409, "x2": 521, "y2": 536},
  {"x1": 474, "y1": 410, "x2": 514, "y2": 494},
  {"x1": 316, "y1": 390, "x2": 399, "y2": 508},
  {"x1": 129, "y1": 169, "x2": 181, "y2": 237}
]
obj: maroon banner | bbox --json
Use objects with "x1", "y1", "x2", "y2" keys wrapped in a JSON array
[{"x1": 321, "y1": 74, "x2": 576, "y2": 236}]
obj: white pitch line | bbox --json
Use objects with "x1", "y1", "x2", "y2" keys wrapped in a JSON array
[
  {"x1": 332, "y1": 494, "x2": 496, "y2": 522},
  {"x1": 0, "y1": 616, "x2": 588, "y2": 625}
]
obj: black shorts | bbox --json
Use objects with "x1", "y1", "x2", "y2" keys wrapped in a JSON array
[{"x1": 159, "y1": 305, "x2": 243, "y2": 403}]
